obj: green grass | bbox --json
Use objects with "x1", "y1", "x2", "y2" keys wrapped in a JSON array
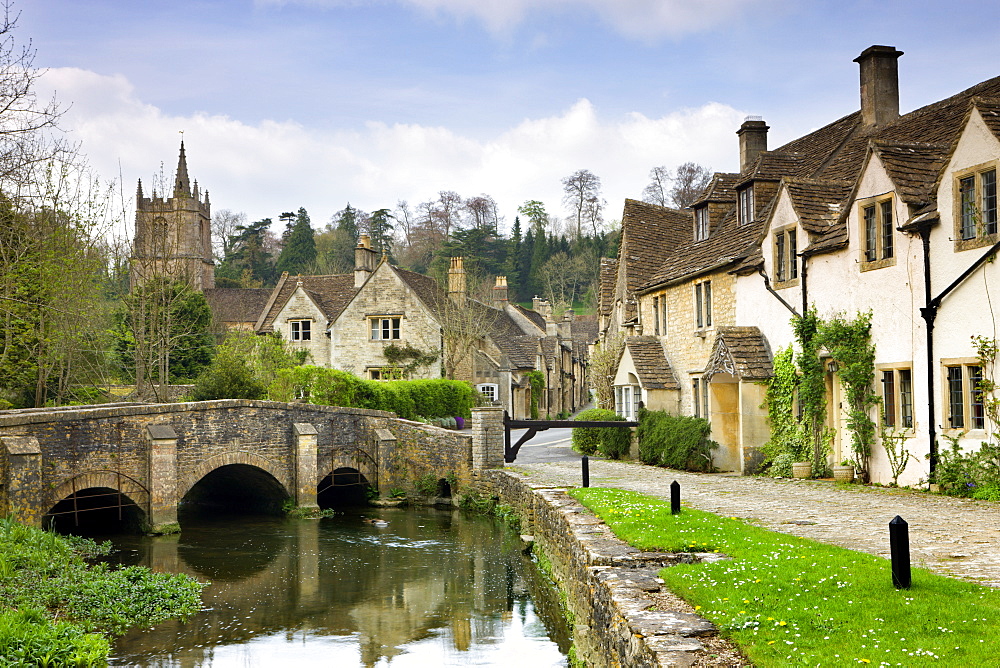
[{"x1": 571, "y1": 488, "x2": 1000, "y2": 666}]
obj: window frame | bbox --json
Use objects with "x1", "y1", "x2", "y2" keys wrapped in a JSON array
[
  {"x1": 772, "y1": 226, "x2": 799, "y2": 287},
  {"x1": 694, "y1": 279, "x2": 712, "y2": 332},
  {"x1": 370, "y1": 316, "x2": 401, "y2": 341},
  {"x1": 694, "y1": 206, "x2": 709, "y2": 241},
  {"x1": 953, "y1": 163, "x2": 999, "y2": 250},
  {"x1": 859, "y1": 195, "x2": 896, "y2": 271},
  {"x1": 614, "y1": 384, "x2": 641, "y2": 421},
  {"x1": 289, "y1": 319, "x2": 312, "y2": 342},
  {"x1": 878, "y1": 364, "x2": 914, "y2": 432},
  {"x1": 476, "y1": 383, "x2": 500, "y2": 403},
  {"x1": 738, "y1": 186, "x2": 755, "y2": 226},
  {"x1": 942, "y1": 360, "x2": 986, "y2": 432}
]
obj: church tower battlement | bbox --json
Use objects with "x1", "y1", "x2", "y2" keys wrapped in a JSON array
[{"x1": 131, "y1": 140, "x2": 215, "y2": 291}]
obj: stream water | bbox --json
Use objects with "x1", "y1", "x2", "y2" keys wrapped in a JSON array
[{"x1": 101, "y1": 507, "x2": 570, "y2": 667}]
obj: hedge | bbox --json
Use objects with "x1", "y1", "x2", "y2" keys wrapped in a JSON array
[
  {"x1": 572, "y1": 408, "x2": 632, "y2": 459},
  {"x1": 268, "y1": 366, "x2": 475, "y2": 419},
  {"x1": 636, "y1": 407, "x2": 717, "y2": 472}
]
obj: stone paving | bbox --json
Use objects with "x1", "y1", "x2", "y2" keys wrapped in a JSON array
[{"x1": 511, "y1": 459, "x2": 1000, "y2": 588}]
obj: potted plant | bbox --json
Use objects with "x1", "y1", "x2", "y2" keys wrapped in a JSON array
[
  {"x1": 792, "y1": 461, "x2": 813, "y2": 479},
  {"x1": 833, "y1": 459, "x2": 856, "y2": 483}
]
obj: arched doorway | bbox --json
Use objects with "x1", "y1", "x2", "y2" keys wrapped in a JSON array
[
  {"x1": 180, "y1": 464, "x2": 290, "y2": 517},
  {"x1": 317, "y1": 467, "x2": 373, "y2": 508},
  {"x1": 44, "y1": 487, "x2": 146, "y2": 536}
]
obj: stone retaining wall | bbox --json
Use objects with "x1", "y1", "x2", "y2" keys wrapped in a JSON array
[{"x1": 475, "y1": 470, "x2": 722, "y2": 667}]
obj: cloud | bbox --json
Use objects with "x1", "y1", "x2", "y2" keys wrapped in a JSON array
[
  {"x1": 257, "y1": 0, "x2": 773, "y2": 39},
  {"x1": 37, "y1": 67, "x2": 744, "y2": 234}
]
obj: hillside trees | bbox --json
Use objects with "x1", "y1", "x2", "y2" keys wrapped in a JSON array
[{"x1": 275, "y1": 207, "x2": 316, "y2": 275}]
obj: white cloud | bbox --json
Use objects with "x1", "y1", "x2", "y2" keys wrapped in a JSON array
[
  {"x1": 38, "y1": 67, "x2": 743, "y2": 234},
  {"x1": 257, "y1": 0, "x2": 774, "y2": 39}
]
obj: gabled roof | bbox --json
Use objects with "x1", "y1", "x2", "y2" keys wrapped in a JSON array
[
  {"x1": 784, "y1": 178, "x2": 854, "y2": 237},
  {"x1": 972, "y1": 97, "x2": 1000, "y2": 139},
  {"x1": 871, "y1": 141, "x2": 950, "y2": 208},
  {"x1": 494, "y1": 335, "x2": 541, "y2": 369},
  {"x1": 618, "y1": 199, "x2": 692, "y2": 294},
  {"x1": 598, "y1": 258, "x2": 616, "y2": 317},
  {"x1": 645, "y1": 208, "x2": 760, "y2": 287},
  {"x1": 738, "y1": 151, "x2": 808, "y2": 185},
  {"x1": 690, "y1": 172, "x2": 740, "y2": 207},
  {"x1": 623, "y1": 336, "x2": 679, "y2": 390},
  {"x1": 511, "y1": 302, "x2": 547, "y2": 330},
  {"x1": 256, "y1": 273, "x2": 358, "y2": 333},
  {"x1": 705, "y1": 327, "x2": 772, "y2": 381},
  {"x1": 203, "y1": 288, "x2": 272, "y2": 324}
]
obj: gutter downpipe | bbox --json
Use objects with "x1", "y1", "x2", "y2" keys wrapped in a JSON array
[
  {"x1": 800, "y1": 252, "x2": 809, "y2": 316},
  {"x1": 757, "y1": 268, "x2": 799, "y2": 317},
  {"x1": 919, "y1": 231, "x2": 1000, "y2": 483}
]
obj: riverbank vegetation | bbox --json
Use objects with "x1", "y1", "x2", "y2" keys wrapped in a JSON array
[
  {"x1": 571, "y1": 487, "x2": 1000, "y2": 666},
  {"x1": 0, "y1": 518, "x2": 203, "y2": 665}
]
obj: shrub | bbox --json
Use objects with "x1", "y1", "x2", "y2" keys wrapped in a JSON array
[
  {"x1": 572, "y1": 408, "x2": 632, "y2": 459},
  {"x1": 636, "y1": 408, "x2": 717, "y2": 472}
]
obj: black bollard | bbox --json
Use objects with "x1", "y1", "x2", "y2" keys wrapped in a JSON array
[
  {"x1": 889, "y1": 515, "x2": 911, "y2": 589},
  {"x1": 670, "y1": 480, "x2": 681, "y2": 515},
  {"x1": 582, "y1": 456, "x2": 590, "y2": 488}
]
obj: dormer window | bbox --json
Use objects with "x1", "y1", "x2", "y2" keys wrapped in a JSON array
[
  {"x1": 738, "y1": 187, "x2": 755, "y2": 226},
  {"x1": 859, "y1": 195, "x2": 896, "y2": 271},
  {"x1": 694, "y1": 207, "x2": 709, "y2": 241}
]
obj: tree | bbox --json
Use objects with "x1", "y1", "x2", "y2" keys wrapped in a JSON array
[
  {"x1": 315, "y1": 204, "x2": 366, "y2": 274},
  {"x1": 669, "y1": 162, "x2": 713, "y2": 208},
  {"x1": 368, "y1": 208, "x2": 395, "y2": 260},
  {"x1": 218, "y1": 218, "x2": 276, "y2": 286},
  {"x1": 190, "y1": 331, "x2": 303, "y2": 400},
  {"x1": 518, "y1": 200, "x2": 549, "y2": 234},
  {"x1": 561, "y1": 169, "x2": 603, "y2": 237},
  {"x1": 464, "y1": 194, "x2": 500, "y2": 233},
  {"x1": 275, "y1": 207, "x2": 316, "y2": 275},
  {"x1": 589, "y1": 333, "x2": 626, "y2": 411},
  {"x1": 435, "y1": 275, "x2": 500, "y2": 380},
  {"x1": 210, "y1": 209, "x2": 245, "y2": 262},
  {"x1": 641, "y1": 166, "x2": 671, "y2": 207}
]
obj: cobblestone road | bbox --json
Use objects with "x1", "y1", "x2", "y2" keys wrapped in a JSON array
[{"x1": 511, "y1": 459, "x2": 1000, "y2": 587}]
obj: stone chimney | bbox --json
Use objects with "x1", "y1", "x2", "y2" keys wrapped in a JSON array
[
  {"x1": 354, "y1": 234, "x2": 378, "y2": 287},
  {"x1": 559, "y1": 309, "x2": 574, "y2": 339},
  {"x1": 737, "y1": 117, "x2": 769, "y2": 172},
  {"x1": 854, "y1": 45, "x2": 903, "y2": 128},
  {"x1": 492, "y1": 275, "x2": 508, "y2": 308},
  {"x1": 448, "y1": 256, "x2": 466, "y2": 302}
]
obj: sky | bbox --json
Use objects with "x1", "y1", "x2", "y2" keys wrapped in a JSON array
[{"x1": 21, "y1": 0, "x2": 1000, "y2": 239}]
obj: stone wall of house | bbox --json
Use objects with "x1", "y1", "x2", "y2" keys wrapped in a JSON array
[
  {"x1": 329, "y1": 265, "x2": 442, "y2": 379},
  {"x1": 274, "y1": 286, "x2": 332, "y2": 365},
  {"x1": 472, "y1": 470, "x2": 720, "y2": 667}
]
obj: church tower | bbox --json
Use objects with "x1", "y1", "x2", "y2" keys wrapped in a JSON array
[{"x1": 131, "y1": 141, "x2": 215, "y2": 291}]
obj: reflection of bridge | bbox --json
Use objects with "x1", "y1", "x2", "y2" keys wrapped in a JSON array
[{"x1": 0, "y1": 401, "x2": 503, "y2": 531}]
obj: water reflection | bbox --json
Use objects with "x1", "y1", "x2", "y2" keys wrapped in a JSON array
[{"x1": 107, "y1": 508, "x2": 568, "y2": 667}]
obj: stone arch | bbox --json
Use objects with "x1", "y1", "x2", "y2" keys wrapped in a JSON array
[
  {"x1": 46, "y1": 471, "x2": 150, "y2": 515},
  {"x1": 178, "y1": 451, "x2": 291, "y2": 501},
  {"x1": 326, "y1": 453, "x2": 378, "y2": 490}
]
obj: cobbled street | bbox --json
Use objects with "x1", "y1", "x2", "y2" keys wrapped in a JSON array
[{"x1": 511, "y1": 459, "x2": 1000, "y2": 587}]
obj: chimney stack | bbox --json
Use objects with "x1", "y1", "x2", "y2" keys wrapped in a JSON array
[
  {"x1": 448, "y1": 256, "x2": 466, "y2": 302},
  {"x1": 354, "y1": 234, "x2": 378, "y2": 287},
  {"x1": 854, "y1": 45, "x2": 903, "y2": 128},
  {"x1": 493, "y1": 275, "x2": 509, "y2": 307},
  {"x1": 737, "y1": 117, "x2": 769, "y2": 172}
]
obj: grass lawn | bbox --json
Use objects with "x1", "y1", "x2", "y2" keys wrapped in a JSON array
[{"x1": 571, "y1": 487, "x2": 1000, "y2": 666}]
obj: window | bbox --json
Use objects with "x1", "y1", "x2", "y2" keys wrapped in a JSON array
[
  {"x1": 369, "y1": 367, "x2": 405, "y2": 381},
  {"x1": 692, "y1": 378, "x2": 710, "y2": 420},
  {"x1": 738, "y1": 187, "x2": 755, "y2": 226},
  {"x1": 860, "y1": 196, "x2": 894, "y2": 267},
  {"x1": 694, "y1": 207, "x2": 709, "y2": 241},
  {"x1": 774, "y1": 228, "x2": 798, "y2": 285},
  {"x1": 880, "y1": 367, "x2": 913, "y2": 429},
  {"x1": 945, "y1": 362, "x2": 985, "y2": 430},
  {"x1": 652, "y1": 297, "x2": 660, "y2": 335},
  {"x1": 660, "y1": 294, "x2": 667, "y2": 334},
  {"x1": 476, "y1": 383, "x2": 499, "y2": 403},
  {"x1": 957, "y1": 167, "x2": 998, "y2": 244},
  {"x1": 289, "y1": 320, "x2": 311, "y2": 341},
  {"x1": 694, "y1": 280, "x2": 712, "y2": 330},
  {"x1": 614, "y1": 385, "x2": 641, "y2": 420},
  {"x1": 370, "y1": 317, "x2": 401, "y2": 340}
]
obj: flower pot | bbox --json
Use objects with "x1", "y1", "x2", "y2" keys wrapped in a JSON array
[
  {"x1": 832, "y1": 465, "x2": 855, "y2": 483},
  {"x1": 792, "y1": 462, "x2": 812, "y2": 479}
]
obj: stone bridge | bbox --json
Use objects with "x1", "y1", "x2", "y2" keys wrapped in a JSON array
[{"x1": 0, "y1": 400, "x2": 503, "y2": 531}]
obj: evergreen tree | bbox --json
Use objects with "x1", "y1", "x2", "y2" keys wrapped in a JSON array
[
  {"x1": 368, "y1": 208, "x2": 395, "y2": 261},
  {"x1": 506, "y1": 216, "x2": 522, "y2": 294},
  {"x1": 528, "y1": 228, "x2": 548, "y2": 301},
  {"x1": 276, "y1": 207, "x2": 316, "y2": 275},
  {"x1": 218, "y1": 218, "x2": 276, "y2": 286}
]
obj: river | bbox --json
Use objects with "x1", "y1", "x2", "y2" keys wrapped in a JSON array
[{"x1": 101, "y1": 506, "x2": 570, "y2": 667}]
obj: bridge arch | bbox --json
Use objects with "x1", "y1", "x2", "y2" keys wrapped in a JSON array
[
  {"x1": 178, "y1": 451, "x2": 291, "y2": 502},
  {"x1": 44, "y1": 471, "x2": 149, "y2": 534}
]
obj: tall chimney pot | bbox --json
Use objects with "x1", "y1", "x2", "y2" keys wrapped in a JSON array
[
  {"x1": 854, "y1": 45, "x2": 903, "y2": 128},
  {"x1": 737, "y1": 117, "x2": 769, "y2": 172}
]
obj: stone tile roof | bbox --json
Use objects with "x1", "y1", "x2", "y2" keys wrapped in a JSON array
[
  {"x1": 784, "y1": 178, "x2": 854, "y2": 238},
  {"x1": 690, "y1": 173, "x2": 740, "y2": 207},
  {"x1": 645, "y1": 209, "x2": 761, "y2": 287},
  {"x1": 623, "y1": 336, "x2": 679, "y2": 390},
  {"x1": 871, "y1": 141, "x2": 950, "y2": 208},
  {"x1": 511, "y1": 302, "x2": 547, "y2": 330},
  {"x1": 619, "y1": 199, "x2": 692, "y2": 294},
  {"x1": 256, "y1": 273, "x2": 357, "y2": 333},
  {"x1": 572, "y1": 319, "x2": 599, "y2": 345},
  {"x1": 203, "y1": 288, "x2": 272, "y2": 324},
  {"x1": 707, "y1": 327, "x2": 772, "y2": 380},
  {"x1": 973, "y1": 97, "x2": 1000, "y2": 139},
  {"x1": 494, "y1": 335, "x2": 540, "y2": 369},
  {"x1": 738, "y1": 152, "x2": 808, "y2": 185},
  {"x1": 599, "y1": 258, "x2": 616, "y2": 317}
]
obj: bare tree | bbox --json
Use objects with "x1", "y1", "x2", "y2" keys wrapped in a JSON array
[
  {"x1": 394, "y1": 199, "x2": 414, "y2": 248},
  {"x1": 464, "y1": 194, "x2": 501, "y2": 232},
  {"x1": 670, "y1": 162, "x2": 713, "y2": 208},
  {"x1": 589, "y1": 332, "x2": 626, "y2": 411},
  {"x1": 641, "y1": 166, "x2": 671, "y2": 207},
  {"x1": 562, "y1": 169, "x2": 602, "y2": 237},
  {"x1": 211, "y1": 209, "x2": 245, "y2": 261}
]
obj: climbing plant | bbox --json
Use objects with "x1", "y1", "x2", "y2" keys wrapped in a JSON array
[
  {"x1": 794, "y1": 308, "x2": 830, "y2": 476},
  {"x1": 820, "y1": 312, "x2": 879, "y2": 477},
  {"x1": 526, "y1": 370, "x2": 545, "y2": 419},
  {"x1": 761, "y1": 347, "x2": 810, "y2": 469},
  {"x1": 382, "y1": 343, "x2": 438, "y2": 379}
]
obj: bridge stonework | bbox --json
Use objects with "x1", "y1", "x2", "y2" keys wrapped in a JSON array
[{"x1": 0, "y1": 401, "x2": 501, "y2": 531}]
